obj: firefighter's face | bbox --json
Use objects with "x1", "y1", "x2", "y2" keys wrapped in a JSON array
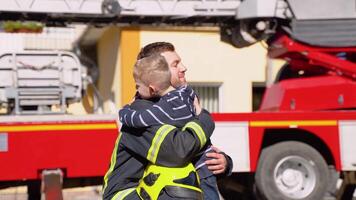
[{"x1": 161, "y1": 51, "x2": 187, "y2": 87}]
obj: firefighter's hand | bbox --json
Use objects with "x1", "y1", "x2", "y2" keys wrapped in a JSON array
[
  {"x1": 193, "y1": 96, "x2": 202, "y2": 115},
  {"x1": 205, "y1": 146, "x2": 227, "y2": 174}
]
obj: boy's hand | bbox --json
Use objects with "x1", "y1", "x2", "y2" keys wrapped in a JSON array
[
  {"x1": 194, "y1": 96, "x2": 202, "y2": 115},
  {"x1": 205, "y1": 146, "x2": 227, "y2": 174}
]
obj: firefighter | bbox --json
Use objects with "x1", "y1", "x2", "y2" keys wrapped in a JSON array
[
  {"x1": 137, "y1": 42, "x2": 233, "y2": 199},
  {"x1": 103, "y1": 97, "x2": 214, "y2": 200},
  {"x1": 103, "y1": 42, "x2": 232, "y2": 200}
]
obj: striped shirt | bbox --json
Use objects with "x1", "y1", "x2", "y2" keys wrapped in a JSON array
[{"x1": 119, "y1": 85, "x2": 196, "y2": 128}]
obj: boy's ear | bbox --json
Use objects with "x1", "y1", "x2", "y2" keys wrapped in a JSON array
[{"x1": 148, "y1": 85, "x2": 158, "y2": 96}]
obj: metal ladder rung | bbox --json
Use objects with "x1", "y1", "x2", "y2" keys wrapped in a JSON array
[
  {"x1": 20, "y1": 99, "x2": 61, "y2": 105},
  {"x1": 19, "y1": 95, "x2": 60, "y2": 99}
]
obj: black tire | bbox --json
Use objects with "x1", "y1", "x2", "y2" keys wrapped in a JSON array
[{"x1": 255, "y1": 141, "x2": 329, "y2": 200}]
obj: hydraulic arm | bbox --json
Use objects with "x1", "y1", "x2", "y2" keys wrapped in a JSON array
[{"x1": 260, "y1": 34, "x2": 356, "y2": 111}]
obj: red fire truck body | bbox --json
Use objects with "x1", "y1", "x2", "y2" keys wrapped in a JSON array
[
  {"x1": 209, "y1": 33, "x2": 356, "y2": 199},
  {"x1": 213, "y1": 111, "x2": 356, "y2": 172},
  {"x1": 0, "y1": 115, "x2": 118, "y2": 181}
]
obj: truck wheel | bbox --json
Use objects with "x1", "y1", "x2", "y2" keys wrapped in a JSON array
[{"x1": 255, "y1": 141, "x2": 329, "y2": 200}]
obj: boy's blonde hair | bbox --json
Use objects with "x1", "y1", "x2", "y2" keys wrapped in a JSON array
[{"x1": 133, "y1": 54, "x2": 171, "y2": 92}]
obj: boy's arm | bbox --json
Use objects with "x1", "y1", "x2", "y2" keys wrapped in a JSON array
[
  {"x1": 119, "y1": 103, "x2": 164, "y2": 128},
  {"x1": 184, "y1": 85, "x2": 196, "y2": 98},
  {"x1": 182, "y1": 85, "x2": 198, "y2": 114}
]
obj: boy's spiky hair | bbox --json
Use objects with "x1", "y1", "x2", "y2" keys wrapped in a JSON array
[{"x1": 133, "y1": 54, "x2": 171, "y2": 92}]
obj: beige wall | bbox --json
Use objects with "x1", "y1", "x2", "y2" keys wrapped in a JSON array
[
  {"x1": 92, "y1": 27, "x2": 277, "y2": 113},
  {"x1": 97, "y1": 27, "x2": 121, "y2": 114},
  {"x1": 140, "y1": 29, "x2": 267, "y2": 112}
]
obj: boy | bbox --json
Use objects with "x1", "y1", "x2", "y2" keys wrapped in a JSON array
[
  {"x1": 120, "y1": 54, "x2": 196, "y2": 128},
  {"x1": 119, "y1": 53, "x2": 219, "y2": 199}
]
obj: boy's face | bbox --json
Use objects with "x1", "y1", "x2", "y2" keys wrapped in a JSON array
[
  {"x1": 135, "y1": 81, "x2": 152, "y2": 99},
  {"x1": 161, "y1": 51, "x2": 187, "y2": 87}
]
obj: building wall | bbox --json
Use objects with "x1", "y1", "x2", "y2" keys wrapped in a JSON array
[
  {"x1": 0, "y1": 26, "x2": 85, "y2": 52},
  {"x1": 95, "y1": 27, "x2": 270, "y2": 113},
  {"x1": 106, "y1": 27, "x2": 268, "y2": 113},
  {"x1": 139, "y1": 28, "x2": 267, "y2": 112},
  {"x1": 97, "y1": 27, "x2": 122, "y2": 114},
  {"x1": 119, "y1": 28, "x2": 141, "y2": 107}
]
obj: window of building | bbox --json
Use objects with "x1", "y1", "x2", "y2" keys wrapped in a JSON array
[
  {"x1": 190, "y1": 83, "x2": 221, "y2": 113},
  {"x1": 252, "y1": 82, "x2": 266, "y2": 111}
]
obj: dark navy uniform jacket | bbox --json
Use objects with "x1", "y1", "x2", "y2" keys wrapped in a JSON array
[{"x1": 103, "y1": 99, "x2": 215, "y2": 200}]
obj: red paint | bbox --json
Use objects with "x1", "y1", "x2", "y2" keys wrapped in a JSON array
[
  {"x1": 212, "y1": 111, "x2": 353, "y2": 172},
  {"x1": 261, "y1": 76, "x2": 356, "y2": 111},
  {"x1": 0, "y1": 121, "x2": 118, "y2": 181},
  {"x1": 248, "y1": 127, "x2": 265, "y2": 172},
  {"x1": 261, "y1": 35, "x2": 356, "y2": 111},
  {"x1": 212, "y1": 111, "x2": 356, "y2": 121}
]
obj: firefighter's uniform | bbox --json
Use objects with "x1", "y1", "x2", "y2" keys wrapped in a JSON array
[{"x1": 103, "y1": 99, "x2": 215, "y2": 200}]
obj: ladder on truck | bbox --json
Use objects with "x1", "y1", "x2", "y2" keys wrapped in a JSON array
[{"x1": 0, "y1": 0, "x2": 241, "y2": 24}]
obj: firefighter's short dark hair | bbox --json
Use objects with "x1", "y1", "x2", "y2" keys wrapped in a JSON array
[{"x1": 137, "y1": 42, "x2": 175, "y2": 60}]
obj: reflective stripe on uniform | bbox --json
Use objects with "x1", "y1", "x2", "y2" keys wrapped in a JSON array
[
  {"x1": 111, "y1": 188, "x2": 136, "y2": 200},
  {"x1": 183, "y1": 121, "x2": 206, "y2": 149},
  {"x1": 147, "y1": 124, "x2": 176, "y2": 164},
  {"x1": 138, "y1": 163, "x2": 202, "y2": 200},
  {"x1": 103, "y1": 133, "x2": 122, "y2": 191}
]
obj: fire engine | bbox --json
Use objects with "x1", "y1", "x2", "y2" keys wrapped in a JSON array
[{"x1": 0, "y1": 0, "x2": 356, "y2": 200}]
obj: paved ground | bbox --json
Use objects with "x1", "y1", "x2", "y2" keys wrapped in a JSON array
[
  {"x1": 0, "y1": 186, "x2": 101, "y2": 200},
  {"x1": 1, "y1": 186, "x2": 355, "y2": 200}
]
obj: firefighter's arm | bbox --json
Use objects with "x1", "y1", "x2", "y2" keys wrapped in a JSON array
[
  {"x1": 152, "y1": 108, "x2": 215, "y2": 167},
  {"x1": 119, "y1": 99, "x2": 214, "y2": 166},
  {"x1": 119, "y1": 110, "x2": 214, "y2": 168}
]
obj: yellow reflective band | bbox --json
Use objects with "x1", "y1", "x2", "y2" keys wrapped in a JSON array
[
  {"x1": 111, "y1": 188, "x2": 136, "y2": 200},
  {"x1": 103, "y1": 133, "x2": 122, "y2": 192},
  {"x1": 183, "y1": 121, "x2": 206, "y2": 149},
  {"x1": 147, "y1": 124, "x2": 176, "y2": 164},
  {"x1": 0, "y1": 123, "x2": 117, "y2": 132},
  {"x1": 250, "y1": 120, "x2": 337, "y2": 127},
  {"x1": 138, "y1": 163, "x2": 201, "y2": 200}
]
